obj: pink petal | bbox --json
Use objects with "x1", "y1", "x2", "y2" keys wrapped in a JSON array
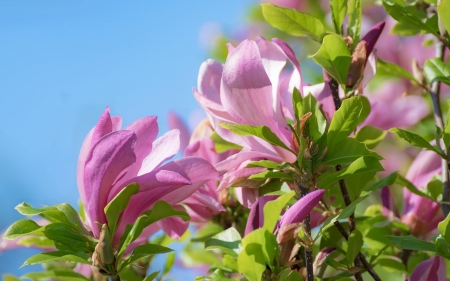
[
  {"x1": 245, "y1": 195, "x2": 278, "y2": 235},
  {"x1": 74, "y1": 264, "x2": 92, "y2": 278},
  {"x1": 168, "y1": 111, "x2": 191, "y2": 152},
  {"x1": 139, "y1": 129, "x2": 180, "y2": 175},
  {"x1": 278, "y1": 190, "x2": 326, "y2": 228},
  {"x1": 83, "y1": 130, "x2": 137, "y2": 237},
  {"x1": 157, "y1": 205, "x2": 190, "y2": 239},
  {"x1": 361, "y1": 21, "x2": 385, "y2": 62},
  {"x1": 197, "y1": 59, "x2": 223, "y2": 105},
  {"x1": 409, "y1": 256, "x2": 447, "y2": 281},
  {"x1": 234, "y1": 187, "x2": 259, "y2": 208}
]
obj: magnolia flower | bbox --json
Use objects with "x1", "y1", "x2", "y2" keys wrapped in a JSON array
[
  {"x1": 77, "y1": 107, "x2": 218, "y2": 242},
  {"x1": 409, "y1": 256, "x2": 448, "y2": 281},
  {"x1": 383, "y1": 150, "x2": 443, "y2": 237}
]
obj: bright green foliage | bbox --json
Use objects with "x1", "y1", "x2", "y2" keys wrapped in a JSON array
[
  {"x1": 210, "y1": 131, "x2": 243, "y2": 153},
  {"x1": 310, "y1": 34, "x2": 352, "y2": 85},
  {"x1": 438, "y1": 214, "x2": 450, "y2": 244},
  {"x1": 438, "y1": 0, "x2": 450, "y2": 35},
  {"x1": 383, "y1": 0, "x2": 439, "y2": 37},
  {"x1": 220, "y1": 123, "x2": 295, "y2": 154},
  {"x1": 205, "y1": 227, "x2": 242, "y2": 257},
  {"x1": 330, "y1": 0, "x2": 347, "y2": 34},
  {"x1": 104, "y1": 183, "x2": 139, "y2": 236},
  {"x1": 327, "y1": 96, "x2": 363, "y2": 150},
  {"x1": 4, "y1": 219, "x2": 41, "y2": 240},
  {"x1": 143, "y1": 271, "x2": 161, "y2": 281},
  {"x1": 423, "y1": 58, "x2": 450, "y2": 86},
  {"x1": 396, "y1": 174, "x2": 430, "y2": 199},
  {"x1": 322, "y1": 137, "x2": 382, "y2": 165},
  {"x1": 120, "y1": 244, "x2": 173, "y2": 269},
  {"x1": 347, "y1": 0, "x2": 362, "y2": 49},
  {"x1": 385, "y1": 235, "x2": 437, "y2": 252},
  {"x1": 263, "y1": 191, "x2": 295, "y2": 232},
  {"x1": 347, "y1": 229, "x2": 363, "y2": 264},
  {"x1": 391, "y1": 21, "x2": 421, "y2": 36},
  {"x1": 2, "y1": 275, "x2": 21, "y2": 281},
  {"x1": 377, "y1": 59, "x2": 419, "y2": 84},
  {"x1": 390, "y1": 127, "x2": 448, "y2": 159},
  {"x1": 261, "y1": 4, "x2": 325, "y2": 41},
  {"x1": 21, "y1": 251, "x2": 90, "y2": 267},
  {"x1": 355, "y1": 126, "x2": 387, "y2": 149},
  {"x1": 21, "y1": 271, "x2": 89, "y2": 281}
]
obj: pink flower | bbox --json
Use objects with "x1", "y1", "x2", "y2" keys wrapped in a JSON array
[
  {"x1": 77, "y1": 107, "x2": 218, "y2": 242},
  {"x1": 409, "y1": 256, "x2": 448, "y2": 281}
]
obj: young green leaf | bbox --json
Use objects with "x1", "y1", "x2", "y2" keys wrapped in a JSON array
[
  {"x1": 120, "y1": 244, "x2": 173, "y2": 269},
  {"x1": 438, "y1": 0, "x2": 450, "y2": 35},
  {"x1": 347, "y1": 0, "x2": 362, "y2": 48},
  {"x1": 390, "y1": 127, "x2": 447, "y2": 159},
  {"x1": 385, "y1": 235, "x2": 437, "y2": 252},
  {"x1": 163, "y1": 252, "x2": 176, "y2": 277},
  {"x1": 383, "y1": 0, "x2": 439, "y2": 37},
  {"x1": 15, "y1": 203, "x2": 71, "y2": 226},
  {"x1": 391, "y1": 21, "x2": 421, "y2": 36},
  {"x1": 42, "y1": 223, "x2": 94, "y2": 253},
  {"x1": 322, "y1": 137, "x2": 383, "y2": 165},
  {"x1": 55, "y1": 203, "x2": 90, "y2": 235},
  {"x1": 3, "y1": 219, "x2": 42, "y2": 240},
  {"x1": 261, "y1": 4, "x2": 325, "y2": 41},
  {"x1": 220, "y1": 123, "x2": 295, "y2": 154},
  {"x1": 104, "y1": 182, "x2": 139, "y2": 236},
  {"x1": 377, "y1": 59, "x2": 419, "y2": 84},
  {"x1": 263, "y1": 191, "x2": 295, "y2": 232},
  {"x1": 347, "y1": 229, "x2": 363, "y2": 264},
  {"x1": 354, "y1": 126, "x2": 387, "y2": 149},
  {"x1": 395, "y1": 174, "x2": 431, "y2": 199},
  {"x1": 302, "y1": 93, "x2": 327, "y2": 142},
  {"x1": 330, "y1": 0, "x2": 347, "y2": 34},
  {"x1": 310, "y1": 34, "x2": 352, "y2": 85},
  {"x1": 17, "y1": 236, "x2": 55, "y2": 249},
  {"x1": 143, "y1": 271, "x2": 160, "y2": 281},
  {"x1": 423, "y1": 58, "x2": 450, "y2": 86},
  {"x1": 2, "y1": 275, "x2": 21, "y2": 281},
  {"x1": 445, "y1": 101, "x2": 450, "y2": 150},
  {"x1": 327, "y1": 96, "x2": 363, "y2": 150},
  {"x1": 22, "y1": 251, "x2": 90, "y2": 267},
  {"x1": 210, "y1": 131, "x2": 243, "y2": 153},
  {"x1": 205, "y1": 227, "x2": 242, "y2": 258},
  {"x1": 249, "y1": 170, "x2": 293, "y2": 181},
  {"x1": 246, "y1": 160, "x2": 283, "y2": 169},
  {"x1": 438, "y1": 214, "x2": 450, "y2": 244},
  {"x1": 363, "y1": 172, "x2": 398, "y2": 193},
  {"x1": 21, "y1": 271, "x2": 89, "y2": 281}
]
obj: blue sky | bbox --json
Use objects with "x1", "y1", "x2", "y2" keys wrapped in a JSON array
[{"x1": 0, "y1": 1, "x2": 255, "y2": 275}]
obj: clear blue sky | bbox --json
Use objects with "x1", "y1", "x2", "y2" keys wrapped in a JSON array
[{"x1": 0, "y1": 1, "x2": 255, "y2": 275}]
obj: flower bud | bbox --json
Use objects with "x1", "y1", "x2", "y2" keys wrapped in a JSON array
[
  {"x1": 92, "y1": 224, "x2": 115, "y2": 274},
  {"x1": 346, "y1": 41, "x2": 367, "y2": 89}
]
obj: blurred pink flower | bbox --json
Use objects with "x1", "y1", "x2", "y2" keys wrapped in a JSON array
[{"x1": 409, "y1": 256, "x2": 448, "y2": 281}]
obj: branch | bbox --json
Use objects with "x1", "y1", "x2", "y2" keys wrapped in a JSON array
[
  {"x1": 299, "y1": 184, "x2": 314, "y2": 281},
  {"x1": 328, "y1": 77, "x2": 363, "y2": 281}
]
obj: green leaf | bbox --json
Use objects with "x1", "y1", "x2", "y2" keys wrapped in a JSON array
[
  {"x1": 363, "y1": 172, "x2": 398, "y2": 193},
  {"x1": 210, "y1": 131, "x2": 243, "y2": 153},
  {"x1": 249, "y1": 170, "x2": 293, "y2": 181},
  {"x1": 378, "y1": 256, "x2": 407, "y2": 273},
  {"x1": 246, "y1": 160, "x2": 282, "y2": 169},
  {"x1": 3, "y1": 219, "x2": 41, "y2": 240},
  {"x1": 55, "y1": 203, "x2": 89, "y2": 235},
  {"x1": 191, "y1": 222, "x2": 224, "y2": 242},
  {"x1": 324, "y1": 256, "x2": 348, "y2": 270},
  {"x1": 2, "y1": 275, "x2": 20, "y2": 281},
  {"x1": 357, "y1": 96, "x2": 371, "y2": 125},
  {"x1": 163, "y1": 252, "x2": 176, "y2": 276},
  {"x1": 346, "y1": 171, "x2": 377, "y2": 200},
  {"x1": 435, "y1": 235, "x2": 450, "y2": 259},
  {"x1": 438, "y1": 214, "x2": 450, "y2": 244},
  {"x1": 104, "y1": 183, "x2": 139, "y2": 236},
  {"x1": 120, "y1": 244, "x2": 173, "y2": 269},
  {"x1": 118, "y1": 201, "x2": 190, "y2": 259},
  {"x1": 220, "y1": 123, "x2": 295, "y2": 154},
  {"x1": 438, "y1": 0, "x2": 450, "y2": 35},
  {"x1": 322, "y1": 137, "x2": 383, "y2": 165},
  {"x1": 21, "y1": 271, "x2": 89, "y2": 281},
  {"x1": 390, "y1": 127, "x2": 448, "y2": 159},
  {"x1": 377, "y1": 59, "x2": 418, "y2": 83},
  {"x1": 143, "y1": 271, "x2": 160, "y2": 281},
  {"x1": 15, "y1": 203, "x2": 71, "y2": 225},
  {"x1": 263, "y1": 191, "x2": 295, "y2": 232},
  {"x1": 195, "y1": 269, "x2": 235, "y2": 281},
  {"x1": 444, "y1": 101, "x2": 450, "y2": 149},
  {"x1": 223, "y1": 254, "x2": 238, "y2": 272},
  {"x1": 330, "y1": 0, "x2": 347, "y2": 33},
  {"x1": 261, "y1": 4, "x2": 325, "y2": 41},
  {"x1": 327, "y1": 96, "x2": 362, "y2": 150},
  {"x1": 310, "y1": 34, "x2": 352, "y2": 85},
  {"x1": 205, "y1": 227, "x2": 242, "y2": 258},
  {"x1": 348, "y1": 0, "x2": 362, "y2": 48},
  {"x1": 347, "y1": 229, "x2": 363, "y2": 263},
  {"x1": 355, "y1": 126, "x2": 387, "y2": 149},
  {"x1": 383, "y1": 0, "x2": 439, "y2": 37},
  {"x1": 395, "y1": 174, "x2": 430, "y2": 199},
  {"x1": 302, "y1": 93, "x2": 327, "y2": 142},
  {"x1": 391, "y1": 21, "x2": 421, "y2": 36},
  {"x1": 22, "y1": 251, "x2": 90, "y2": 267},
  {"x1": 385, "y1": 235, "x2": 437, "y2": 252},
  {"x1": 42, "y1": 223, "x2": 94, "y2": 253},
  {"x1": 427, "y1": 179, "x2": 443, "y2": 201},
  {"x1": 238, "y1": 229, "x2": 278, "y2": 280},
  {"x1": 318, "y1": 156, "x2": 384, "y2": 189},
  {"x1": 423, "y1": 58, "x2": 450, "y2": 86},
  {"x1": 17, "y1": 236, "x2": 55, "y2": 249}
]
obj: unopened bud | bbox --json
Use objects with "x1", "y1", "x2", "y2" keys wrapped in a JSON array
[
  {"x1": 276, "y1": 223, "x2": 301, "y2": 244},
  {"x1": 412, "y1": 59, "x2": 425, "y2": 86},
  {"x1": 93, "y1": 224, "x2": 115, "y2": 274},
  {"x1": 346, "y1": 41, "x2": 367, "y2": 89}
]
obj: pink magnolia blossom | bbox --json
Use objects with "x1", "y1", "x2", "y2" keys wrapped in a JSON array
[
  {"x1": 409, "y1": 256, "x2": 448, "y2": 281},
  {"x1": 383, "y1": 150, "x2": 443, "y2": 237},
  {"x1": 77, "y1": 107, "x2": 219, "y2": 242}
]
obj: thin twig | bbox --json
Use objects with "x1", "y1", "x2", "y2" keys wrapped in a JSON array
[
  {"x1": 328, "y1": 77, "x2": 363, "y2": 281},
  {"x1": 429, "y1": 35, "x2": 450, "y2": 217},
  {"x1": 334, "y1": 221, "x2": 382, "y2": 281}
]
